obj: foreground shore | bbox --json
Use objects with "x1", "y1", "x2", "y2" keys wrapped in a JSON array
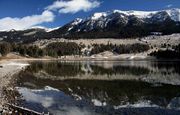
[{"x1": 0, "y1": 60, "x2": 29, "y2": 112}]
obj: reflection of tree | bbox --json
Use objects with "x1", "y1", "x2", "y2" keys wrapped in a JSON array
[
  {"x1": 91, "y1": 65, "x2": 150, "y2": 76},
  {"x1": 26, "y1": 61, "x2": 180, "y2": 77},
  {"x1": 81, "y1": 62, "x2": 93, "y2": 74},
  {"x1": 27, "y1": 61, "x2": 84, "y2": 77},
  {"x1": 151, "y1": 61, "x2": 180, "y2": 75},
  {"x1": 27, "y1": 61, "x2": 150, "y2": 77}
]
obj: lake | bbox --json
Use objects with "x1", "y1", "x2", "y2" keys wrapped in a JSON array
[{"x1": 15, "y1": 60, "x2": 180, "y2": 115}]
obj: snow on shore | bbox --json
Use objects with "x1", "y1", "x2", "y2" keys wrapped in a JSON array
[
  {"x1": 1, "y1": 62, "x2": 29, "y2": 67},
  {"x1": 113, "y1": 100, "x2": 159, "y2": 109},
  {"x1": 0, "y1": 61, "x2": 29, "y2": 108},
  {"x1": 0, "y1": 61, "x2": 29, "y2": 78}
]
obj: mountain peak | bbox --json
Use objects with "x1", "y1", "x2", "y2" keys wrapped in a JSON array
[
  {"x1": 88, "y1": 8, "x2": 180, "y2": 21},
  {"x1": 91, "y1": 12, "x2": 108, "y2": 20},
  {"x1": 165, "y1": 8, "x2": 180, "y2": 21},
  {"x1": 72, "y1": 18, "x2": 83, "y2": 25}
]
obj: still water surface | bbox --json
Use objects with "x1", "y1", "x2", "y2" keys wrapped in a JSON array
[{"x1": 16, "y1": 60, "x2": 180, "y2": 115}]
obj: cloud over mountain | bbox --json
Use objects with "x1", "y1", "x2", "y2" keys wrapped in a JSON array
[
  {"x1": 0, "y1": 0, "x2": 100, "y2": 31},
  {"x1": 0, "y1": 10, "x2": 55, "y2": 31},
  {"x1": 46, "y1": 0, "x2": 101, "y2": 14}
]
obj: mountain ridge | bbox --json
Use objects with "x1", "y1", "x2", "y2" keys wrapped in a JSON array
[
  {"x1": 0, "y1": 8, "x2": 180, "y2": 42},
  {"x1": 89, "y1": 8, "x2": 180, "y2": 21},
  {"x1": 49, "y1": 8, "x2": 180, "y2": 39}
]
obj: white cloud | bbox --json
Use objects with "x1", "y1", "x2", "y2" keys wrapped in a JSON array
[
  {"x1": 0, "y1": 0, "x2": 100, "y2": 31},
  {"x1": 166, "y1": 4, "x2": 173, "y2": 8},
  {"x1": 46, "y1": 0, "x2": 101, "y2": 14},
  {"x1": 0, "y1": 10, "x2": 55, "y2": 31}
]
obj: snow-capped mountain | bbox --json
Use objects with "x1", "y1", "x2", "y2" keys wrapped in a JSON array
[
  {"x1": 0, "y1": 8, "x2": 180, "y2": 42},
  {"x1": 88, "y1": 8, "x2": 180, "y2": 21},
  {"x1": 49, "y1": 8, "x2": 180, "y2": 39},
  {"x1": 70, "y1": 8, "x2": 180, "y2": 29}
]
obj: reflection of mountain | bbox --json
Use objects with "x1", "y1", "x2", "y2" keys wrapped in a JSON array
[
  {"x1": 17, "y1": 78, "x2": 180, "y2": 110},
  {"x1": 18, "y1": 87, "x2": 180, "y2": 115},
  {"x1": 22, "y1": 61, "x2": 180, "y2": 85},
  {"x1": 17, "y1": 86, "x2": 97, "y2": 115}
]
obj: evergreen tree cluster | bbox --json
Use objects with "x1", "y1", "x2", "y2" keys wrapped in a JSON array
[
  {"x1": 0, "y1": 42, "x2": 11, "y2": 56},
  {"x1": 13, "y1": 44, "x2": 45, "y2": 57},
  {"x1": 150, "y1": 44, "x2": 180, "y2": 59},
  {"x1": 91, "y1": 43, "x2": 150, "y2": 55},
  {"x1": 45, "y1": 42, "x2": 81, "y2": 57},
  {"x1": 0, "y1": 42, "x2": 45, "y2": 57},
  {"x1": 0, "y1": 42, "x2": 81, "y2": 57}
]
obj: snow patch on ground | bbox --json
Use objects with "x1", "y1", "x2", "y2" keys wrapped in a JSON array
[
  {"x1": 68, "y1": 88, "x2": 73, "y2": 92},
  {"x1": 2, "y1": 62, "x2": 29, "y2": 68},
  {"x1": 92, "y1": 99, "x2": 107, "y2": 107},
  {"x1": 29, "y1": 86, "x2": 60, "y2": 92},
  {"x1": 44, "y1": 86, "x2": 59, "y2": 91},
  {"x1": 113, "y1": 100, "x2": 159, "y2": 109},
  {"x1": 72, "y1": 93, "x2": 82, "y2": 101}
]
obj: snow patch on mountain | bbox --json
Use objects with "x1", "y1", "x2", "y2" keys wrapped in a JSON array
[
  {"x1": 113, "y1": 10, "x2": 156, "y2": 18},
  {"x1": 68, "y1": 18, "x2": 83, "y2": 31},
  {"x1": 71, "y1": 18, "x2": 83, "y2": 26},
  {"x1": 31, "y1": 26, "x2": 59, "y2": 32},
  {"x1": 166, "y1": 8, "x2": 180, "y2": 22},
  {"x1": 91, "y1": 12, "x2": 107, "y2": 20}
]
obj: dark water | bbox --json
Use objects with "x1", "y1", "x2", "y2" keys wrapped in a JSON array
[{"x1": 16, "y1": 60, "x2": 180, "y2": 115}]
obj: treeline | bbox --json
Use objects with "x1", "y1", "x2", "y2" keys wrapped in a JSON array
[
  {"x1": 0, "y1": 42, "x2": 81, "y2": 57},
  {"x1": 13, "y1": 44, "x2": 45, "y2": 57},
  {"x1": 0, "y1": 42, "x2": 45, "y2": 57},
  {"x1": 91, "y1": 43, "x2": 150, "y2": 55},
  {"x1": 0, "y1": 42, "x2": 150, "y2": 58},
  {"x1": 150, "y1": 44, "x2": 180, "y2": 59}
]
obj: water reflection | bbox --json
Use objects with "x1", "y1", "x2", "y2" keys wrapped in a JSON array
[
  {"x1": 16, "y1": 61, "x2": 180, "y2": 114},
  {"x1": 25, "y1": 61, "x2": 151, "y2": 76},
  {"x1": 19, "y1": 61, "x2": 180, "y2": 85}
]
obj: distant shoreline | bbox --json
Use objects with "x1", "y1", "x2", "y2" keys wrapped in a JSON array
[
  {"x1": 1, "y1": 55, "x2": 180, "y2": 62},
  {"x1": 0, "y1": 51, "x2": 155, "y2": 61}
]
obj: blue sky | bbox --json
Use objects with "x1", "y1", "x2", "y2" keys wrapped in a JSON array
[{"x1": 0, "y1": 0, "x2": 179, "y2": 30}]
